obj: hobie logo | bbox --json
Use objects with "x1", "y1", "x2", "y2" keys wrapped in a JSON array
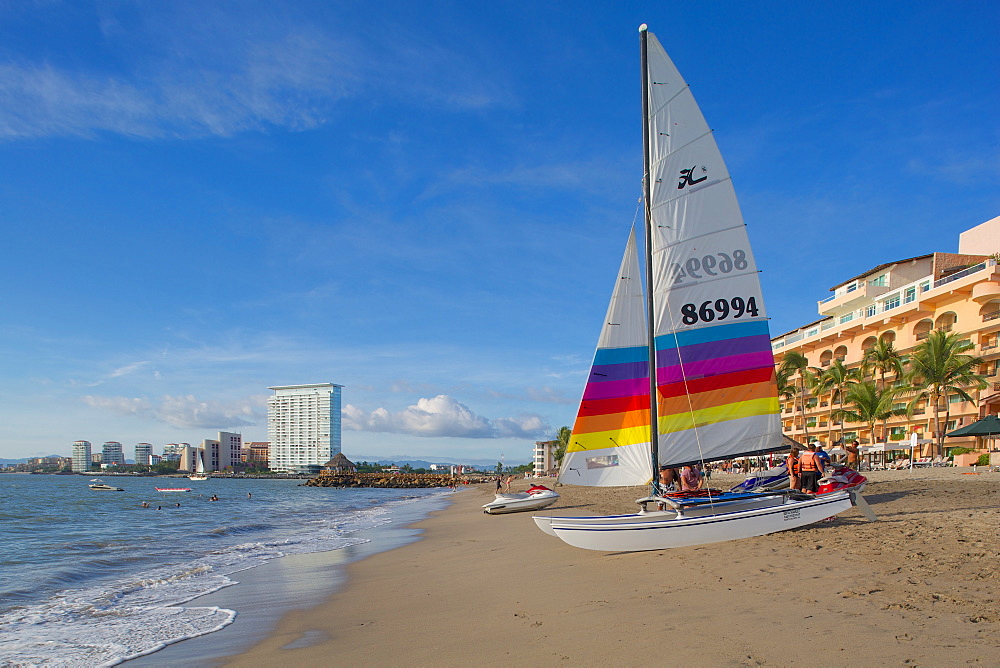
[
  {"x1": 783, "y1": 508, "x2": 801, "y2": 521},
  {"x1": 678, "y1": 165, "x2": 708, "y2": 189}
]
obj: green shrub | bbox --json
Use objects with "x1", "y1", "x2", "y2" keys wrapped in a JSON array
[
  {"x1": 949, "y1": 447, "x2": 975, "y2": 456},
  {"x1": 976, "y1": 453, "x2": 990, "y2": 466}
]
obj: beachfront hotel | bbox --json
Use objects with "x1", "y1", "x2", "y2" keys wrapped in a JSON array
[
  {"x1": 771, "y1": 216, "x2": 1000, "y2": 451},
  {"x1": 71, "y1": 440, "x2": 92, "y2": 472},
  {"x1": 267, "y1": 383, "x2": 343, "y2": 474}
]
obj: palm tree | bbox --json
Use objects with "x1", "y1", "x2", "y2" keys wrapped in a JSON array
[
  {"x1": 779, "y1": 351, "x2": 819, "y2": 443},
  {"x1": 862, "y1": 338, "x2": 906, "y2": 443},
  {"x1": 831, "y1": 380, "x2": 908, "y2": 447},
  {"x1": 553, "y1": 426, "x2": 571, "y2": 465},
  {"x1": 814, "y1": 359, "x2": 861, "y2": 444},
  {"x1": 906, "y1": 330, "x2": 988, "y2": 457},
  {"x1": 862, "y1": 338, "x2": 905, "y2": 390}
]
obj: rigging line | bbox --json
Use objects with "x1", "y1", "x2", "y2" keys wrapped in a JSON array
[
  {"x1": 650, "y1": 178, "x2": 728, "y2": 210},
  {"x1": 654, "y1": 271, "x2": 764, "y2": 294},
  {"x1": 657, "y1": 268, "x2": 717, "y2": 512},
  {"x1": 648, "y1": 217, "x2": 748, "y2": 250},
  {"x1": 648, "y1": 83, "x2": 691, "y2": 119},
  {"x1": 648, "y1": 128, "x2": 715, "y2": 164}
]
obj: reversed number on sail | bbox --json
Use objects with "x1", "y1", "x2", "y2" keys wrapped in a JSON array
[
  {"x1": 680, "y1": 297, "x2": 760, "y2": 324},
  {"x1": 668, "y1": 250, "x2": 748, "y2": 285}
]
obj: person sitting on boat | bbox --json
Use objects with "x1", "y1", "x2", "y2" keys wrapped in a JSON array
[
  {"x1": 658, "y1": 466, "x2": 677, "y2": 492},
  {"x1": 678, "y1": 465, "x2": 704, "y2": 492},
  {"x1": 799, "y1": 444, "x2": 824, "y2": 494},
  {"x1": 786, "y1": 447, "x2": 802, "y2": 492}
]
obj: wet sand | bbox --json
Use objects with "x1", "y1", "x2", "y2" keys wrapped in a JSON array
[{"x1": 226, "y1": 468, "x2": 998, "y2": 666}]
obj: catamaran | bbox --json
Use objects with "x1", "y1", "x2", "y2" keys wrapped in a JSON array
[{"x1": 533, "y1": 26, "x2": 873, "y2": 551}]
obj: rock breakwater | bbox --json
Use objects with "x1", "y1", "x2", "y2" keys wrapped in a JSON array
[{"x1": 304, "y1": 472, "x2": 490, "y2": 488}]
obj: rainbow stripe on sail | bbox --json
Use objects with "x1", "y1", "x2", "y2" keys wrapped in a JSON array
[
  {"x1": 571, "y1": 345, "x2": 650, "y2": 451},
  {"x1": 654, "y1": 320, "x2": 779, "y2": 435}
]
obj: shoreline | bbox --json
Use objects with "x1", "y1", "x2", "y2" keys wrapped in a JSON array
[
  {"x1": 225, "y1": 469, "x2": 998, "y2": 666},
  {"x1": 124, "y1": 490, "x2": 454, "y2": 667}
]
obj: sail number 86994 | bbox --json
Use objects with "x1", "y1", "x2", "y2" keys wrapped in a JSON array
[
  {"x1": 680, "y1": 297, "x2": 760, "y2": 325},
  {"x1": 669, "y1": 249, "x2": 748, "y2": 285}
]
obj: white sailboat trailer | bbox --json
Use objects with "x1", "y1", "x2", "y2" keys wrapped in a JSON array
[{"x1": 537, "y1": 25, "x2": 874, "y2": 551}]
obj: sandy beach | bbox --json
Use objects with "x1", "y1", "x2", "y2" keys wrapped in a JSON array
[{"x1": 226, "y1": 468, "x2": 998, "y2": 667}]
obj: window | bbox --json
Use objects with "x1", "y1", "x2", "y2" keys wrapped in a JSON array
[
  {"x1": 866, "y1": 304, "x2": 877, "y2": 317},
  {"x1": 869, "y1": 274, "x2": 887, "y2": 287},
  {"x1": 904, "y1": 286, "x2": 916, "y2": 303},
  {"x1": 840, "y1": 313, "x2": 854, "y2": 324},
  {"x1": 884, "y1": 294, "x2": 900, "y2": 310},
  {"x1": 846, "y1": 283, "x2": 858, "y2": 293}
]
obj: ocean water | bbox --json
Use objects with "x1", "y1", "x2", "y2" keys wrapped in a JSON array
[{"x1": 0, "y1": 474, "x2": 453, "y2": 666}]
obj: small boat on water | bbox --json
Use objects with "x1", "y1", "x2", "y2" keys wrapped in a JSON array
[
  {"x1": 154, "y1": 487, "x2": 192, "y2": 493},
  {"x1": 482, "y1": 485, "x2": 560, "y2": 515},
  {"x1": 89, "y1": 479, "x2": 124, "y2": 491},
  {"x1": 188, "y1": 450, "x2": 208, "y2": 480}
]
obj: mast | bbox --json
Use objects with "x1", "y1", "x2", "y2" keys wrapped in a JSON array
[{"x1": 639, "y1": 24, "x2": 660, "y2": 492}]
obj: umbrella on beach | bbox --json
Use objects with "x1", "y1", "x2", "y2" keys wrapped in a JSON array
[
  {"x1": 947, "y1": 414, "x2": 1000, "y2": 452},
  {"x1": 946, "y1": 414, "x2": 1000, "y2": 437}
]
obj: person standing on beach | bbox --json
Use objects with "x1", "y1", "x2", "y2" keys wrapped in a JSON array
[
  {"x1": 846, "y1": 441, "x2": 861, "y2": 470},
  {"x1": 799, "y1": 444, "x2": 824, "y2": 494},
  {"x1": 786, "y1": 447, "x2": 801, "y2": 492},
  {"x1": 815, "y1": 444, "x2": 831, "y2": 467}
]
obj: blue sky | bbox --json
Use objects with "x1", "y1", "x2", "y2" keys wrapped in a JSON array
[{"x1": 1, "y1": 1, "x2": 997, "y2": 463}]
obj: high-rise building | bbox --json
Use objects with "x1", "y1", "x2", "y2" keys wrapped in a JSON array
[
  {"x1": 267, "y1": 383, "x2": 342, "y2": 474},
  {"x1": 134, "y1": 443, "x2": 153, "y2": 467},
  {"x1": 533, "y1": 440, "x2": 558, "y2": 477},
  {"x1": 217, "y1": 431, "x2": 242, "y2": 470},
  {"x1": 101, "y1": 441, "x2": 125, "y2": 467},
  {"x1": 771, "y1": 216, "x2": 1000, "y2": 451},
  {"x1": 72, "y1": 440, "x2": 92, "y2": 472}
]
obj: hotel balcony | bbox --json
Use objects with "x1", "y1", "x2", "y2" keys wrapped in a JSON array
[
  {"x1": 818, "y1": 282, "x2": 890, "y2": 316},
  {"x1": 774, "y1": 259, "x2": 999, "y2": 352}
]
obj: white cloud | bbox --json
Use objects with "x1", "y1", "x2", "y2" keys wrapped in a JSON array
[
  {"x1": 83, "y1": 394, "x2": 265, "y2": 429},
  {"x1": 0, "y1": 8, "x2": 511, "y2": 141},
  {"x1": 343, "y1": 395, "x2": 548, "y2": 439}
]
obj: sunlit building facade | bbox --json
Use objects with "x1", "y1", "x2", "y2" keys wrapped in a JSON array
[
  {"x1": 267, "y1": 383, "x2": 342, "y2": 474},
  {"x1": 772, "y1": 216, "x2": 1000, "y2": 451},
  {"x1": 101, "y1": 441, "x2": 125, "y2": 467},
  {"x1": 72, "y1": 440, "x2": 92, "y2": 472}
]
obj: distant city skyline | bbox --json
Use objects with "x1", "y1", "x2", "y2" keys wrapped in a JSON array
[{"x1": 1, "y1": 2, "x2": 997, "y2": 461}]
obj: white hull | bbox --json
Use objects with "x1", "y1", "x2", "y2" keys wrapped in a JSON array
[
  {"x1": 534, "y1": 493, "x2": 790, "y2": 536},
  {"x1": 545, "y1": 491, "x2": 853, "y2": 551},
  {"x1": 483, "y1": 490, "x2": 560, "y2": 514},
  {"x1": 188, "y1": 475, "x2": 208, "y2": 481}
]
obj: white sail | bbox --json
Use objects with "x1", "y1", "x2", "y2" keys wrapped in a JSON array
[
  {"x1": 644, "y1": 33, "x2": 782, "y2": 467},
  {"x1": 560, "y1": 228, "x2": 652, "y2": 486}
]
